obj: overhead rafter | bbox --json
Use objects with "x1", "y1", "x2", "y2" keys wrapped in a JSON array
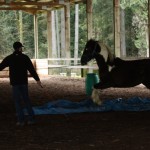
[{"x1": 0, "y1": 0, "x2": 84, "y2": 14}]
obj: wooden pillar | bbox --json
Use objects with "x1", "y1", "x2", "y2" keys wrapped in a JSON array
[
  {"x1": 114, "y1": 0, "x2": 121, "y2": 57},
  {"x1": 34, "y1": 14, "x2": 38, "y2": 59},
  {"x1": 19, "y1": 11, "x2": 23, "y2": 43},
  {"x1": 60, "y1": 8, "x2": 66, "y2": 58},
  {"x1": 64, "y1": 3, "x2": 70, "y2": 64},
  {"x1": 148, "y1": 0, "x2": 150, "y2": 57},
  {"x1": 47, "y1": 11, "x2": 52, "y2": 58},
  {"x1": 74, "y1": 4, "x2": 79, "y2": 65},
  {"x1": 86, "y1": 0, "x2": 93, "y2": 73},
  {"x1": 120, "y1": 8, "x2": 126, "y2": 57},
  {"x1": 86, "y1": 0, "x2": 93, "y2": 40}
]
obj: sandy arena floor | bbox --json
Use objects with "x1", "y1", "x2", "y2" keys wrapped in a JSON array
[{"x1": 0, "y1": 76, "x2": 150, "y2": 150}]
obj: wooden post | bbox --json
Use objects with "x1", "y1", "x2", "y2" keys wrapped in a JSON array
[
  {"x1": 86, "y1": 0, "x2": 92, "y2": 40},
  {"x1": 86, "y1": 0, "x2": 93, "y2": 74},
  {"x1": 56, "y1": 10, "x2": 60, "y2": 58},
  {"x1": 120, "y1": 8, "x2": 126, "y2": 57},
  {"x1": 47, "y1": 11, "x2": 52, "y2": 59},
  {"x1": 47, "y1": 11, "x2": 53, "y2": 75},
  {"x1": 51, "y1": 11, "x2": 57, "y2": 57},
  {"x1": 60, "y1": 8, "x2": 66, "y2": 58},
  {"x1": 19, "y1": 11, "x2": 23, "y2": 43},
  {"x1": 34, "y1": 14, "x2": 38, "y2": 59},
  {"x1": 114, "y1": 0, "x2": 121, "y2": 57},
  {"x1": 148, "y1": 0, "x2": 150, "y2": 57},
  {"x1": 74, "y1": 4, "x2": 79, "y2": 65},
  {"x1": 64, "y1": 3, "x2": 70, "y2": 65}
]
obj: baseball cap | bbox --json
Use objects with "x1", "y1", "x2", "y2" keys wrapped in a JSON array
[{"x1": 13, "y1": 42, "x2": 24, "y2": 50}]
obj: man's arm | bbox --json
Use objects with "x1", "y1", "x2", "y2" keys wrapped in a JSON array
[
  {"x1": 0, "y1": 57, "x2": 9, "y2": 71},
  {"x1": 26, "y1": 57, "x2": 43, "y2": 87}
]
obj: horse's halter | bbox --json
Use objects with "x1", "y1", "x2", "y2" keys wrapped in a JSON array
[
  {"x1": 91, "y1": 41, "x2": 99, "y2": 57},
  {"x1": 81, "y1": 40, "x2": 100, "y2": 65}
]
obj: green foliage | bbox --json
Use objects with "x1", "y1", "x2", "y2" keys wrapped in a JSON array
[
  {"x1": 92, "y1": 0, "x2": 114, "y2": 52},
  {"x1": 0, "y1": 11, "x2": 19, "y2": 58},
  {"x1": 70, "y1": 4, "x2": 87, "y2": 57},
  {"x1": 78, "y1": 4, "x2": 87, "y2": 57},
  {"x1": 37, "y1": 13, "x2": 47, "y2": 58},
  {"x1": 0, "y1": 0, "x2": 148, "y2": 59},
  {"x1": 22, "y1": 12, "x2": 34, "y2": 58},
  {"x1": 121, "y1": 0, "x2": 148, "y2": 57}
]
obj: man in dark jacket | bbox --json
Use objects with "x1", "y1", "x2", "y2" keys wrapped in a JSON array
[{"x1": 0, "y1": 41, "x2": 42, "y2": 126}]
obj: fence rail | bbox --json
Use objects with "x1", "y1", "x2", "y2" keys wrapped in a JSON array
[{"x1": 0, "y1": 58, "x2": 98, "y2": 77}]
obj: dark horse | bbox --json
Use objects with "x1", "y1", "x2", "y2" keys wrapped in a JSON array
[{"x1": 81, "y1": 39, "x2": 150, "y2": 104}]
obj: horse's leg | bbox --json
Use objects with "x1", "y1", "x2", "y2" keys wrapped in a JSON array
[
  {"x1": 92, "y1": 88, "x2": 102, "y2": 105},
  {"x1": 91, "y1": 70, "x2": 115, "y2": 105},
  {"x1": 91, "y1": 82, "x2": 112, "y2": 105}
]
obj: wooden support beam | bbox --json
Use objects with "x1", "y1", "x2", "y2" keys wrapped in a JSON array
[
  {"x1": 86, "y1": 0, "x2": 92, "y2": 40},
  {"x1": 0, "y1": 7, "x2": 41, "y2": 10},
  {"x1": 47, "y1": 11, "x2": 52, "y2": 58},
  {"x1": 0, "y1": 0, "x2": 84, "y2": 7},
  {"x1": 19, "y1": 10, "x2": 23, "y2": 43},
  {"x1": 0, "y1": 1, "x2": 64, "y2": 12},
  {"x1": 64, "y1": 3, "x2": 70, "y2": 63},
  {"x1": 114, "y1": 0, "x2": 121, "y2": 57},
  {"x1": 0, "y1": 0, "x2": 84, "y2": 12},
  {"x1": 54, "y1": 0, "x2": 84, "y2": 4},
  {"x1": 0, "y1": 1, "x2": 64, "y2": 6},
  {"x1": 120, "y1": 8, "x2": 126, "y2": 57},
  {"x1": 34, "y1": 14, "x2": 38, "y2": 59},
  {"x1": 148, "y1": 0, "x2": 150, "y2": 57}
]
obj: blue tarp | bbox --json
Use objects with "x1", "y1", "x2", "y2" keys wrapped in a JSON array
[{"x1": 32, "y1": 97, "x2": 150, "y2": 115}]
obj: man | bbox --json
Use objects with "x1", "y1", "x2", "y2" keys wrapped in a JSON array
[{"x1": 0, "y1": 41, "x2": 42, "y2": 126}]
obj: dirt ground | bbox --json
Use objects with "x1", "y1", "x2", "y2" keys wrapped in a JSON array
[{"x1": 1, "y1": 76, "x2": 150, "y2": 150}]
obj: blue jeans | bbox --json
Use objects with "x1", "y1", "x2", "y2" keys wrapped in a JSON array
[{"x1": 12, "y1": 84, "x2": 35, "y2": 123}]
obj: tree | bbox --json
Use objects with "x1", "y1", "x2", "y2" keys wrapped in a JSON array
[{"x1": 121, "y1": 0, "x2": 148, "y2": 57}]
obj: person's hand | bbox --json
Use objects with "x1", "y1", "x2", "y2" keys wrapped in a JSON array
[{"x1": 37, "y1": 80, "x2": 43, "y2": 88}]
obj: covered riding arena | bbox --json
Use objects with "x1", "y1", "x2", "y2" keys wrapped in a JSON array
[{"x1": 1, "y1": 0, "x2": 150, "y2": 150}]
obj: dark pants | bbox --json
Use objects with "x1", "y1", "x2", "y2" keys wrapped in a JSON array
[{"x1": 12, "y1": 84, "x2": 34, "y2": 123}]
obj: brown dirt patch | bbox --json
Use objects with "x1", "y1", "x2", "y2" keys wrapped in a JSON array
[{"x1": 0, "y1": 76, "x2": 150, "y2": 150}]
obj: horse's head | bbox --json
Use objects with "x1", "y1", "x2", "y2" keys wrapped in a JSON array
[
  {"x1": 81, "y1": 39, "x2": 114, "y2": 66},
  {"x1": 81, "y1": 39, "x2": 100, "y2": 65}
]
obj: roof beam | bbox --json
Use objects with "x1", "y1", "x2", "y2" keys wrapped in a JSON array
[
  {"x1": 0, "y1": 0, "x2": 84, "y2": 13},
  {"x1": 0, "y1": 0, "x2": 84, "y2": 6},
  {"x1": 0, "y1": 1, "x2": 64, "y2": 6},
  {"x1": 0, "y1": 6, "x2": 41, "y2": 10}
]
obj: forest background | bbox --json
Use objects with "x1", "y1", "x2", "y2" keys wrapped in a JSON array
[{"x1": 0, "y1": 0, "x2": 148, "y2": 60}]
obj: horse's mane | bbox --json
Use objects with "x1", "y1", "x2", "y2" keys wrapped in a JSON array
[{"x1": 98, "y1": 41, "x2": 115, "y2": 65}]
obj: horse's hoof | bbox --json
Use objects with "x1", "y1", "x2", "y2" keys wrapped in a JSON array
[{"x1": 91, "y1": 89, "x2": 102, "y2": 105}]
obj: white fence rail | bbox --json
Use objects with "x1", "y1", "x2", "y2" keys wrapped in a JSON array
[{"x1": 0, "y1": 58, "x2": 98, "y2": 77}]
